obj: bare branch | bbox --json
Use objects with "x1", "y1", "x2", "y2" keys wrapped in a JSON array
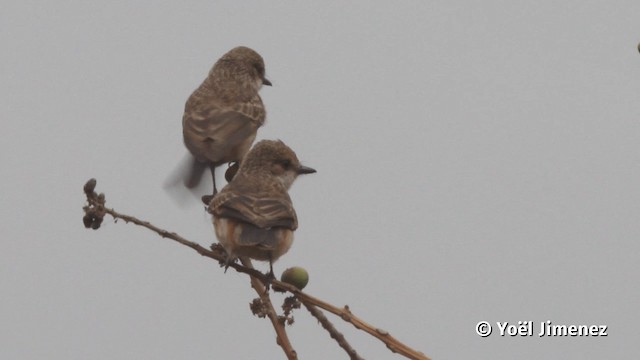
[
  {"x1": 83, "y1": 179, "x2": 295, "y2": 357},
  {"x1": 82, "y1": 178, "x2": 431, "y2": 360},
  {"x1": 279, "y1": 284, "x2": 430, "y2": 360},
  {"x1": 303, "y1": 302, "x2": 364, "y2": 360},
  {"x1": 241, "y1": 258, "x2": 297, "y2": 359}
]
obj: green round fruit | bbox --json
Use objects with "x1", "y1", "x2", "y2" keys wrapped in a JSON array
[{"x1": 280, "y1": 266, "x2": 309, "y2": 290}]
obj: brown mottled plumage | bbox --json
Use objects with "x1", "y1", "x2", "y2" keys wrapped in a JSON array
[
  {"x1": 209, "y1": 140, "x2": 316, "y2": 273},
  {"x1": 182, "y1": 46, "x2": 271, "y2": 199}
]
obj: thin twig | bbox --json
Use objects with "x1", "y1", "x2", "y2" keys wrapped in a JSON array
[
  {"x1": 303, "y1": 302, "x2": 364, "y2": 360},
  {"x1": 281, "y1": 284, "x2": 430, "y2": 360},
  {"x1": 82, "y1": 180, "x2": 267, "y2": 280},
  {"x1": 240, "y1": 258, "x2": 297, "y2": 359}
]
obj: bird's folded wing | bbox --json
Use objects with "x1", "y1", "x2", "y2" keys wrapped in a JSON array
[
  {"x1": 183, "y1": 108, "x2": 263, "y2": 164},
  {"x1": 184, "y1": 106, "x2": 261, "y2": 140},
  {"x1": 212, "y1": 192, "x2": 298, "y2": 230}
]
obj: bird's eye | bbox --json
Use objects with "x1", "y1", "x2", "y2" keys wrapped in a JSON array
[{"x1": 280, "y1": 159, "x2": 291, "y2": 168}]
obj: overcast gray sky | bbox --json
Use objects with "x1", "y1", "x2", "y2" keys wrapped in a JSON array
[{"x1": 2, "y1": 1, "x2": 640, "y2": 359}]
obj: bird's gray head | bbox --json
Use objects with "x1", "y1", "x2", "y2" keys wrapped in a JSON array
[
  {"x1": 211, "y1": 46, "x2": 271, "y2": 93},
  {"x1": 240, "y1": 140, "x2": 316, "y2": 190}
]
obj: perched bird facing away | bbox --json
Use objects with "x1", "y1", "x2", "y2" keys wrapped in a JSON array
[
  {"x1": 209, "y1": 140, "x2": 316, "y2": 275},
  {"x1": 181, "y1": 46, "x2": 271, "y2": 203}
]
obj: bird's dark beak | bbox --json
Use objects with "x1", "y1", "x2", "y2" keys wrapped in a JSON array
[
  {"x1": 297, "y1": 165, "x2": 316, "y2": 175},
  {"x1": 262, "y1": 78, "x2": 272, "y2": 86}
]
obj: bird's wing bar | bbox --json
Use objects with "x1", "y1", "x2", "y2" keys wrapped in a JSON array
[{"x1": 212, "y1": 192, "x2": 298, "y2": 230}]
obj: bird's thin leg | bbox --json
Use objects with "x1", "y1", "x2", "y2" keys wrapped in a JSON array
[
  {"x1": 268, "y1": 259, "x2": 274, "y2": 279},
  {"x1": 263, "y1": 256, "x2": 275, "y2": 293},
  {"x1": 210, "y1": 165, "x2": 218, "y2": 195},
  {"x1": 223, "y1": 255, "x2": 235, "y2": 273},
  {"x1": 201, "y1": 165, "x2": 217, "y2": 206}
]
